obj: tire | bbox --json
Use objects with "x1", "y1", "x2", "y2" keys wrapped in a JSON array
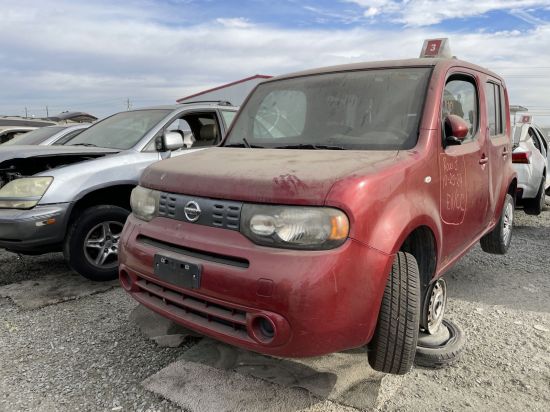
[
  {"x1": 64, "y1": 205, "x2": 130, "y2": 281},
  {"x1": 524, "y1": 178, "x2": 545, "y2": 216},
  {"x1": 415, "y1": 319, "x2": 465, "y2": 369},
  {"x1": 480, "y1": 193, "x2": 514, "y2": 254},
  {"x1": 368, "y1": 251, "x2": 420, "y2": 375}
]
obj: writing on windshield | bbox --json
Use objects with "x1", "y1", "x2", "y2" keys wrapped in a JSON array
[{"x1": 225, "y1": 68, "x2": 432, "y2": 150}]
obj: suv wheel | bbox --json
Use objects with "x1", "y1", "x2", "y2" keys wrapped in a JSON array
[
  {"x1": 524, "y1": 177, "x2": 546, "y2": 216},
  {"x1": 64, "y1": 205, "x2": 130, "y2": 281},
  {"x1": 368, "y1": 251, "x2": 420, "y2": 375},
  {"x1": 480, "y1": 193, "x2": 514, "y2": 255}
]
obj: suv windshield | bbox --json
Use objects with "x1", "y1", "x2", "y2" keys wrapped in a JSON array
[
  {"x1": 65, "y1": 109, "x2": 171, "y2": 150},
  {"x1": 225, "y1": 68, "x2": 432, "y2": 150},
  {"x1": 3, "y1": 126, "x2": 65, "y2": 146}
]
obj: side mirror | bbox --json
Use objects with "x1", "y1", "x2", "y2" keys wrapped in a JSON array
[
  {"x1": 444, "y1": 114, "x2": 469, "y2": 146},
  {"x1": 162, "y1": 131, "x2": 184, "y2": 151}
]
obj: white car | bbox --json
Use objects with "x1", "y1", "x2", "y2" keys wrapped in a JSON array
[
  {"x1": 1, "y1": 123, "x2": 90, "y2": 146},
  {"x1": 0, "y1": 126, "x2": 38, "y2": 144},
  {"x1": 512, "y1": 122, "x2": 549, "y2": 215}
]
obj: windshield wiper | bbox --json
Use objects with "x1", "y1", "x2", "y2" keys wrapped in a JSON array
[
  {"x1": 224, "y1": 142, "x2": 265, "y2": 148},
  {"x1": 274, "y1": 144, "x2": 346, "y2": 150},
  {"x1": 71, "y1": 143, "x2": 99, "y2": 147}
]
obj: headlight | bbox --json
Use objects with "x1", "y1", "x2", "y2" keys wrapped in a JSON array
[
  {"x1": 130, "y1": 186, "x2": 160, "y2": 221},
  {"x1": 241, "y1": 204, "x2": 349, "y2": 250},
  {"x1": 0, "y1": 177, "x2": 53, "y2": 209}
]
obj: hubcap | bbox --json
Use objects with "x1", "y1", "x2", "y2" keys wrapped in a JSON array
[
  {"x1": 502, "y1": 201, "x2": 513, "y2": 245},
  {"x1": 426, "y1": 279, "x2": 447, "y2": 334},
  {"x1": 84, "y1": 221, "x2": 124, "y2": 269}
]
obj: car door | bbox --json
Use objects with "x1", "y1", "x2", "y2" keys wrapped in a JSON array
[
  {"x1": 439, "y1": 72, "x2": 489, "y2": 261},
  {"x1": 142, "y1": 109, "x2": 226, "y2": 158},
  {"x1": 484, "y1": 80, "x2": 512, "y2": 222}
]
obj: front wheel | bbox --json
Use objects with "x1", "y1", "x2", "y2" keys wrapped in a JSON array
[
  {"x1": 480, "y1": 193, "x2": 514, "y2": 255},
  {"x1": 64, "y1": 205, "x2": 130, "y2": 281},
  {"x1": 368, "y1": 251, "x2": 420, "y2": 375}
]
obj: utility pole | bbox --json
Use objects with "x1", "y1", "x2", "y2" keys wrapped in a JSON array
[
  {"x1": 25, "y1": 107, "x2": 28, "y2": 118},
  {"x1": 46, "y1": 105, "x2": 49, "y2": 117},
  {"x1": 126, "y1": 98, "x2": 131, "y2": 111}
]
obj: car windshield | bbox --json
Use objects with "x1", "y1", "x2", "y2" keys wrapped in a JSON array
[
  {"x1": 65, "y1": 109, "x2": 171, "y2": 150},
  {"x1": 224, "y1": 67, "x2": 432, "y2": 150},
  {"x1": 2, "y1": 126, "x2": 65, "y2": 145}
]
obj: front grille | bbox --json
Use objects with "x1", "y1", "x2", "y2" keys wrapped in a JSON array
[
  {"x1": 158, "y1": 192, "x2": 243, "y2": 231},
  {"x1": 158, "y1": 193, "x2": 177, "y2": 218},
  {"x1": 211, "y1": 203, "x2": 240, "y2": 230},
  {"x1": 134, "y1": 275, "x2": 252, "y2": 342}
]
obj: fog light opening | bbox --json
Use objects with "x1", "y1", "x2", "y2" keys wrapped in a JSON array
[
  {"x1": 259, "y1": 318, "x2": 274, "y2": 338},
  {"x1": 119, "y1": 270, "x2": 133, "y2": 291},
  {"x1": 251, "y1": 316, "x2": 276, "y2": 344}
]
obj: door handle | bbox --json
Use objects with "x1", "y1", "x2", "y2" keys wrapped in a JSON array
[{"x1": 479, "y1": 156, "x2": 489, "y2": 165}]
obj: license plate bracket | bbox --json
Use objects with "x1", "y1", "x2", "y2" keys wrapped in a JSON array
[{"x1": 153, "y1": 254, "x2": 201, "y2": 289}]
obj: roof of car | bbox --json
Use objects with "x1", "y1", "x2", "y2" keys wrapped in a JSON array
[
  {"x1": 264, "y1": 58, "x2": 504, "y2": 83},
  {"x1": 137, "y1": 101, "x2": 238, "y2": 111}
]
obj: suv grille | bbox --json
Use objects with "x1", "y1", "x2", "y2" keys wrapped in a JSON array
[{"x1": 158, "y1": 192, "x2": 242, "y2": 231}]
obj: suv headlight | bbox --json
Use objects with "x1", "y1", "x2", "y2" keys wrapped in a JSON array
[
  {"x1": 0, "y1": 177, "x2": 53, "y2": 209},
  {"x1": 241, "y1": 204, "x2": 349, "y2": 250},
  {"x1": 130, "y1": 186, "x2": 160, "y2": 221}
]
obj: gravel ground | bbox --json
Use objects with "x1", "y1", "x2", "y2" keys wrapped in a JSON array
[{"x1": 0, "y1": 201, "x2": 549, "y2": 411}]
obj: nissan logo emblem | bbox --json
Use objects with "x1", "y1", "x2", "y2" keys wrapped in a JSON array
[{"x1": 184, "y1": 201, "x2": 201, "y2": 222}]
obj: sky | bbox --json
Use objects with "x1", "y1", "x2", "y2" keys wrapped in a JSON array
[{"x1": 1, "y1": 0, "x2": 550, "y2": 125}]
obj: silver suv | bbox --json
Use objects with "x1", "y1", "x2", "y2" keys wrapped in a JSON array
[{"x1": 0, "y1": 102, "x2": 237, "y2": 281}]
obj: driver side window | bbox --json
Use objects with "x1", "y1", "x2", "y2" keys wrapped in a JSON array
[{"x1": 442, "y1": 78, "x2": 478, "y2": 142}]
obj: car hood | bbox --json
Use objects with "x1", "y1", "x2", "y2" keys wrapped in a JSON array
[
  {"x1": 0, "y1": 145, "x2": 121, "y2": 186},
  {"x1": 141, "y1": 147, "x2": 398, "y2": 205},
  {"x1": 0, "y1": 145, "x2": 118, "y2": 163}
]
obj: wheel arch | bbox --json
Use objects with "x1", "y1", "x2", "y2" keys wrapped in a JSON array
[
  {"x1": 397, "y1": 225, "x2": 438, "y2": 304},
  {"x1": 65, "y1": 182, "x2": 136, "y2": 235},
  {"x1": 507, "y1": 177, "x2": 518, "y2": 204}
]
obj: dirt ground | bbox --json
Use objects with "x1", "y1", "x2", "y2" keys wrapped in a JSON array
[{"x1": 0, "y1": 201, "x2": 549, "y2": 411}]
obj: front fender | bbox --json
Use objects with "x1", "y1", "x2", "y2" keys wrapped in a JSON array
[{"x1": 325, "y1": 152, "x2": 442, "y2": 260}]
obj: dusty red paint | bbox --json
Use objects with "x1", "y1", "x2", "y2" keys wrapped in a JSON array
[{"x1": 120, "y1": 57, "x2": 516, "y2": 357}]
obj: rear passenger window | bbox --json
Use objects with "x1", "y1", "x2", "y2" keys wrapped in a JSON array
[
  {"x1": 442, "y1": 77, "x2": 478, "y2": 141},
  {"x1": 486, "y1": 82, "x2": 504, "y2": 137}
]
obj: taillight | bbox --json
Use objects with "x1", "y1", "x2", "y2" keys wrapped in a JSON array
[{"x1": 512, "y1": 151, "x2": 531, "y2": 164}]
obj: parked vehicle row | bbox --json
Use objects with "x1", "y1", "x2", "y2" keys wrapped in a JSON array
[{"x1": 1, "y1": 38, "x2": 544, "y2": 377}]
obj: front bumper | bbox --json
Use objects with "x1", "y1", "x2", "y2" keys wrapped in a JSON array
[
  {"x1": 0, "y1": 203, "x2": 70, "y2": 253},
  {"x1": 119, "y1": 214, "x2": 394, "y2": 357}
]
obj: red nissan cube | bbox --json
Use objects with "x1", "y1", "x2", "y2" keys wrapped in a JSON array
[{"x1": 119, "y1": 40, "x2": 516, "y2": 374}]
